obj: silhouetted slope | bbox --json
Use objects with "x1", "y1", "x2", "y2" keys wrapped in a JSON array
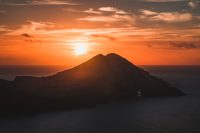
[{"x1": 0, "y1": 53, "x2": 184, "y2": 114}]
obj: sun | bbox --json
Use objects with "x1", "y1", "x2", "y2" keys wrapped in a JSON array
[{"x1": 73, "y1": 43, "x2": 88, "y2": 56}]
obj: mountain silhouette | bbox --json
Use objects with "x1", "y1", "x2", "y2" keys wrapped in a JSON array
[{"x1": 0, "y1": 53, "x2": 184, "y2": 115}]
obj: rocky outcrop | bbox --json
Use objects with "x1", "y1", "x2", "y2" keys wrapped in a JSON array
[{"x1": 0, "y1": 53, "x2": 184, "y2": 114}]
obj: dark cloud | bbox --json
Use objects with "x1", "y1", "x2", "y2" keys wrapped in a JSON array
[
  {"x1": 91, "y1": 34, "x2": 117, "y2": 41},
  {"x1": 21, "y1": 33, "x2": 32, "y2": 38},
  {"x1": 147, "y1": 44, "x2": 152, "y2": 48},
  {"x1": 21, "y1": 33, "x2": 43, "y2": 43},
  {"x1": 169, "y1": 41, "x2": 200, "y2": 49}
]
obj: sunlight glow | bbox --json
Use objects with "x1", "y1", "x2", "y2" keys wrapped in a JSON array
[{"x1": 73, "y1": 43, "x2": 88, "y2": 56}]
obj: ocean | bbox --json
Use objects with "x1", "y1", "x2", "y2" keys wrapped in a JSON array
[{"x1": 0, "y1": 65, "x2": 200, "y2": 133}]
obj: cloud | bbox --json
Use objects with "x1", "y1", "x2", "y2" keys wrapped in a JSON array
[
  {"x1": 4, "y1": 22, "x2": 158, "y2": 43},
  {"x1": 98, "y1": 7, "x2": 128, "y2": 14},
  {"x1": 152, "y1": 12, "x2": 192, "y2": 22},
  {"x1": 99, "y1": 7, "x2": 118, "y2": 12},
  {"x1": 0, "y1": 25, "x2": 10, "y2": 32},
  {"x1": 7, "y1": 21, "x2": 54, "y2": 35},
  {"x1": 80, "y1": 7, "x2": 133, "y2": 24},
  {"x1": 91, "y1": 34, "x2": 117, "y2": 41},
  {"x1": 0, "y1": 26, "x2": 5, "y2": 31},
  {"x1": 0, "y1": 11, "x2": 7, "y2": 13},
  {"x1": 3, "y1": 21, "x2": 62, "y2": 43},
  {"x1": 21, "y1": 33, "x2": 43, "y2": 43},
  {"x1": 0, "y1": 0, "x2": 78, "y2": 6},
  {"x1": 82, "y1": 7, "x2": 129, "y2": 15},
  {"x1": 79, "y1": 14, "x2": 134, "y2": 23},
  {"x1": 21, "y1": 33, "x2": 32, "y2": 38},
  {"x1": 140, "y1": 9, "x2": 193, "y2": 22},
  {"x1": 3, "y1": 19, "x2": 200, "y2": 44},
  {"x1": 82, "y1": 8, "x2": 102, "y2": 14},
  {"x1": 140, "y1": 9, "x2": 157, "y2": 16},
  {"x1": 188, "y1": 1, "x2": 196, "y2": 8},
  {"x1": 169, "y1": 41, "x2": 200, "y2": 49},
  {"x1": 188, "y1": 1, "x2": 199, "y2": 9}
]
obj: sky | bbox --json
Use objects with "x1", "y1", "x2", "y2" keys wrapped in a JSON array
[{"x1": 0, "y1": 0, "x2": 200, "y2": 66}]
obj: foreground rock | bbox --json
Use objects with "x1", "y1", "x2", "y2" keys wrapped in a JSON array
[{"x1": 0, "y1": 53, "x2": 184, "y2": 115}]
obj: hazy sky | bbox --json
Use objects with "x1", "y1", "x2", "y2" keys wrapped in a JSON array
[{"x1": 0, "y1": 0, "x2": 200, "y2": 66}]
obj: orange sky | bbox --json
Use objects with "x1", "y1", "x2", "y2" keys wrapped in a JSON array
[{"x1": 0, "y1": 0, "x2": 200, "y2": 66}]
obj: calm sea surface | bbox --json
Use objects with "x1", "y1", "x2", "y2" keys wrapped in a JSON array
[{"x1": 0, "y1": 66, "x2": 200, "y2": 133}]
